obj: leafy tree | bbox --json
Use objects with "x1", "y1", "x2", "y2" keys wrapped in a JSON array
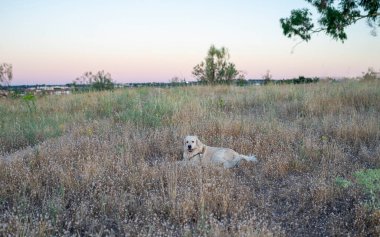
[
  {"x1": 192, "y1": 45, "x2": 242, "y2": 84},
  {"x1": 75, "y1": 70, "x2": 114, "y2": 91},
  {"x1": 0, "y1": 63, "x2": 13, "y2": 87},
  {"x1": 280, "y1": 0, "x2": 380, "y2": 42}
]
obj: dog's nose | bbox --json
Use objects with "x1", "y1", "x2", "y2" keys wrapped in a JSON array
[{"x1": 188, "y1": 145, "x2": 192, "y2": 149}]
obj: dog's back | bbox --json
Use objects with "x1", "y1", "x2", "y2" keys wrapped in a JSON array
[
  {"x1": 183, "y1": 135, "x2": 258, "y2": 169},
  {"x1": 204, "y1": 146, "x2": 257, "y2": 168}
]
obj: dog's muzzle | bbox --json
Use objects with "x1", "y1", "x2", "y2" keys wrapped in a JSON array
[{"x1": 187, "y1": 145, "x2": 193, "y2": 152}]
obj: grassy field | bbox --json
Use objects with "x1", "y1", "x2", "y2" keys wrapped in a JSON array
[{"x1": 1, "y1": 80, "x2": 380, "y2": 236}]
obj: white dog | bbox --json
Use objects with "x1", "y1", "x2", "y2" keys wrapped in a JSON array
[{"x1": 182, "y1": 135, "x2": 257, "y2": 168}]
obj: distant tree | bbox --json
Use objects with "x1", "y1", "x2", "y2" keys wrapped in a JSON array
[
  {"x1": 75, "y1": 70, "x2": 114, "y2": 91},
  {"x1": 280, "y1": 0, "x2": 380, "y2": 42},
  {"x1": 0, "y1": 63, "x2": 13, "y2": 87},
  {"x1": 92, "y1": 71, "x2": 114, "y2": 91},
  {"x1": 262, "y1": 70, "x2": 273, "y2": 82},
  {"x1": 170, "y1": 76, "x2": 187, "y2": 84},
  {"x1": 362, "y1": 67, "x2": 380, "y2": 80},
  {"x1": 235, "y1": 78, "x2": 248, "y2": 86},
  {"x1": 75, "y1": 71, "x2": 94, "y2": 85},
  {"x1": 192, "y1": 45, "x2": 242, "y2": 84}
]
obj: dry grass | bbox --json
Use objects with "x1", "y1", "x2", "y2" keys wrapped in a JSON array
[{"x1": 1, "y1": 80, "x2": 380, "y2": 236}]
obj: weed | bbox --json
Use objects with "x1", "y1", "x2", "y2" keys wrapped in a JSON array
[
  {"x1": 0, "y1": 81, "x2": 379, "y2": 236},
  {"x1": 335, "y1": 176, "x2": 352, "y2": 189},
  {"x1": 354, "y1": 169, "x2": 380, "y2": 208},
  {"x1": 22, "y1": 93, "x2": 36, "y2": 113}
]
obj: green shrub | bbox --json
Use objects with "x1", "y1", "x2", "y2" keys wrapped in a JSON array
[
  {"x1": 354, "y1": 169, "x2": 380, "y2": 208},
  {"x1": 335, "y1": 177, "x2": 352, "y2": 189}
]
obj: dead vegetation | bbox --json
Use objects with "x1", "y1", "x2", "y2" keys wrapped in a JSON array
[{"x1": 1, "y1": 80, "x2": 379, "y2": 236}]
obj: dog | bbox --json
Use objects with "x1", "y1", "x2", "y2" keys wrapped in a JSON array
[{"x1": 182, "y1": 135, "x2": 257, "y2": 168}]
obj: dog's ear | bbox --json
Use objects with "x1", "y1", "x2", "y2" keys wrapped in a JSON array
[{"x1": 196, "y1": 136, "x2": 203, "y2": 148}]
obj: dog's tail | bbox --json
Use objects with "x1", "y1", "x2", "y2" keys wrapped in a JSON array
[{"x1": 241, "y1": 154, "x2": 258, "y2": 163}]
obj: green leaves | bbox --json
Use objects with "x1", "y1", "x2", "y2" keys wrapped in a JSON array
[
  {"x1": 335, "y1": 169, "x2": 380, "y2": 208},
  {"x1": 280, "y1": 9, "x2": 315, "y2": 41},
  {"x1": 335, "y1": 176, "x2": 352, "y2": 189},
  {"x1": 354, "y1": 169, "x2": 380, "y2": 196},
  {"x1": 91, "y1": 71, "x2": 114, "y2": 91},
  {"x1": 354, "y1": 169, "x2": 380, "y2": 208},
  {"x1": 22, "y1": 93, "x2": 37, "y2": 113},
  {"x1": 192, "y1": 45, "x2": 241, "y2": 84},
  {"x1": 281, "y1": 0, "x2": 380, "y2": 42}
]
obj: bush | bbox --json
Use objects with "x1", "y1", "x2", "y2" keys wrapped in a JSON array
[
  {"x1": 74, "y1": 70, "x2": 114, "y2": 91},
  {"x1": 192, "y1": 45, "x2": 242, "y2": 84}
]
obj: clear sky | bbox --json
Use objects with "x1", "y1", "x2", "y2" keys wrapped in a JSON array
[{"x1": 1, "y1": 0, "x2": 379, "y2": 85}]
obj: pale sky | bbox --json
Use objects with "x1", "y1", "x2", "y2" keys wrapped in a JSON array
[{"x1": 1, "y1": 0, "x2": 379, "y2": 85}]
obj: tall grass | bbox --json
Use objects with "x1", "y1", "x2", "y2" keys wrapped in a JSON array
[{"x1": 1, "y1": 80, "x2": 379, "y2": 236}]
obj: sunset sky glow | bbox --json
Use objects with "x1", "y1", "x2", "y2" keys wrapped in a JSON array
[{"x1": 1, "y1": 0, "x2": 379, "y2": 85}]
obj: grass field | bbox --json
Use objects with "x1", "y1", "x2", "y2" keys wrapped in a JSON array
[{"x1": 1, "y1": 80, "x2": 380, "y2": 236}]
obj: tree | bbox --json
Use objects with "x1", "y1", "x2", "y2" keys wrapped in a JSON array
[
  {"x1": 75, "y1": 70, "x2": 114, "y2": 91},
  {"x1": 170, "y1": 76, "x2": 187, "y2": 84},
  {"x1": 262, "y1": 70, "x2": 273, "y2": 82},
  {"x1": 192, "y1": 45, "x2": 241, "y2": 84},
  {"x1": 362, "y1": 67, "x2": 380, "y2": 80},
  {"x1": 91, "y1": 71, "x2": 114, "y2": 91},
  {"x1": 280, "y1": 0, "x2": 380, "y2": 42},
  {"x1": 0, "y1": 63, "x2": 13, "y2": 87}
]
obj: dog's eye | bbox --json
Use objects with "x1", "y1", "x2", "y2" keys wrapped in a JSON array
[
  {"x1": 186, "y1": 141, "x2": 188, "y2": 143},
  {"x1": 192, "y1": 141, "x2": 194, "y2": 143}
]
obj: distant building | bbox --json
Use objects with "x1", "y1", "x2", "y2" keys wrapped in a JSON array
[
  {"x1": 247, "y1": 79, "x2": 266, "y2": 85},
  {"x1": 25, "y1": 85, "x2": 71, "y2": 95}
]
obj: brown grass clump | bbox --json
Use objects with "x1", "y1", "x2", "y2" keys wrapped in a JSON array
[{"x1": 1, "y1": 80, "x2": 379, "y2": 236}]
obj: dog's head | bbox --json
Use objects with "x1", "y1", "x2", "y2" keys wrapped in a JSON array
[{"x1": 183, "y1": 135, "x2": 204, "y2": 154}]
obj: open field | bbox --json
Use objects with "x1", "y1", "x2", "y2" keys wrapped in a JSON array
[{"x1": 1, "y1": 81, "x2": 380, "y2": 236}]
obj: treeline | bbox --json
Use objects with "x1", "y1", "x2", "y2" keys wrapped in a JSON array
[
  {"x1": 268, "y1": 76, "x2": 320, "y2": 85},
  {"x1": 1, "y1": 76, "x2": 320, "y2": 93}
]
